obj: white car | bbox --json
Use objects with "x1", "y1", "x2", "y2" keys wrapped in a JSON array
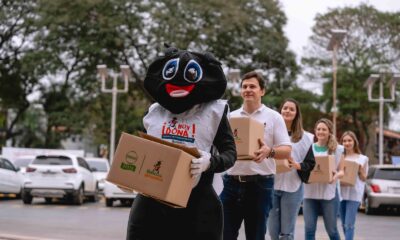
[
  {"x1": 104, "y1": 181, "x2": 137, "y2": 207},
  {"x1": 12, "y1": 155, "x2": 35, "y2": 177},
  {"x1": 85, "y1": 157, "x2": 109, "y2": 193},
  {"x1": 22, "y1": 154, "x2": 98, "y2": 205},
  {"x1": 0, "y1": 156, "x2": 22, "y2": 197}
]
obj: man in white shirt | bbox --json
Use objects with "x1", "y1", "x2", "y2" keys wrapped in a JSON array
[{"x1": 220, "y1": 71, "x2": 291, "y2": 240}]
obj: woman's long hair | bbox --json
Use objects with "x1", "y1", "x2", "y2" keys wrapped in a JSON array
[
  {"x1": 314, "y1": 118, "x2": 337, "y2": 154},
  {"x1": 279, "y1": 98, "x2": 303, "y2": 143},
  {"x1": 340, "y1": 131, "x2": 361, "y2": 155}
]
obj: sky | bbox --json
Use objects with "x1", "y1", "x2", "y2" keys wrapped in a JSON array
[
  {"x1": 279, "y1": 0, "x2": 400, "y2": 130},
  {"x1": 280, "y1": 0, "x2": 399, "y2": 60}
]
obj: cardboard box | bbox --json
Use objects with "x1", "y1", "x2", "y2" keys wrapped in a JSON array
[
  {"x1": 229, "y1": 117, "x2": 264, "y2": 160},
  {"x1": 275, "y1": 159, "x2": 292, "y2": 173},
  {"x1": 340, "y1": 160, "x2": 359, "y2": 187},
  {"x1": 308, "y1": 155, "x2": 336, "y2": 183},
  {"x1": 106, "y1": 132, "x2": 200, "y2": 208}
]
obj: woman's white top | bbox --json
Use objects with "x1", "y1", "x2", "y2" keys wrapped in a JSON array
[
  {"x1": 340, "y1": 154, "x2": 369, "y2": 202},
  {"x1": 304, "y1": 144, "x2": 344, "y2": 200},
  {"x1": 274, "y1": 131, "x2": 314, "y2": 192}
]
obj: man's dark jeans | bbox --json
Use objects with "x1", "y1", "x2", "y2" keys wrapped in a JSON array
[{"x1": 220, "y1": 174, "x2": 274, "y2": 240}]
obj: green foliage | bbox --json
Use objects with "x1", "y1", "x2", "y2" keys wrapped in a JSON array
[
  {"x1": 263, "y1": 85, "x2": 322, "y2": 131},
  {"x1": 302, "y1": 4, "x2": 400, "y2": 153},
  {"x1": 1, "y1": 0, "x2": 300, "y2": 151}
]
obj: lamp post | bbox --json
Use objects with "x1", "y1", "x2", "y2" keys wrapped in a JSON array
[
  {"x1": 327, "y1": 29, "x2": 347, "y2": 136},
  {"x1": 227, "y1": 69, "x2": 241, "y2": 97},
  {"x1": 97, "y1": 65, "x2": 130, "y2": 164},
  {"x1": 364, "y1": 71, "x2": 400, "y2": 165}
]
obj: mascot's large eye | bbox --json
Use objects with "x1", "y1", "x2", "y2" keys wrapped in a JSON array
[
  {"x1": 184, "y1": 60, "x2": 203, "y2": 83},
  {"x1": 162, "y1": 58, "x2": 179, "y2": 80}
]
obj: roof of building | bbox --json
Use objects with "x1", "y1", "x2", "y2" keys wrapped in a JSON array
[{"x1": 376, "y1": 128, "x2": 400, "y2": 139}]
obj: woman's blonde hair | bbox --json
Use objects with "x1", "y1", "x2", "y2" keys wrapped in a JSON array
[
  {"x1": 314, "y1": 118, "x2": 337, "y2": 154},
  {"x1": 279, "y1": 98, "x2": 303, "y2": 143},
  {"x1": 340, "y1": 131, "x2": 361, "y2": 155}
]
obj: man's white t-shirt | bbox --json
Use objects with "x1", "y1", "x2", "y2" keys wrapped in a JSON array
[{"x1": 227, "y1": 104, "x2": 291, "y2": 176}]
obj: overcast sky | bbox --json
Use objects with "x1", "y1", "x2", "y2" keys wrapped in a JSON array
[
  {"x1": 279, "y1": 0, "x2": 400, "y2": 130},
  {"x1": 280, "y1": 0, "x2": 399, "y2": 60}
]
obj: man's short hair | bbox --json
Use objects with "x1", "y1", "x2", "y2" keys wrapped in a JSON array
[{"x1": 240, "y1": 71, "x2": 265, "y2": 90}]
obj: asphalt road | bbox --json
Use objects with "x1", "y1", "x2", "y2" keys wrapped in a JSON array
[{"x1": 1, "y1": 196, "x2": 400, "y2": 240}]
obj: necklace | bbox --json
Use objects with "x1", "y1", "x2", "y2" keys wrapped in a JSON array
[{"x1": 314, "y1": 144, "x2": 328, "y2": 153}]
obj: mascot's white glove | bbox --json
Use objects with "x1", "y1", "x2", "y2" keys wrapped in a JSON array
[{"x1": 190, "y1": 150, "x2": 211, "y2": 179}]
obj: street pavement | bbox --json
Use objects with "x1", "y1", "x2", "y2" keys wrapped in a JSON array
[{"x1": 1, "y1": 197, "x2": 400, "y2": 240}]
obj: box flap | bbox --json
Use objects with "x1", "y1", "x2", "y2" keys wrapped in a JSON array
[
  {"x1": 138, "y1": 132, "x2": 201, "y2": 158},
  {"x1": 237, "y1": 155, "x2": 254, "y2": 160}
]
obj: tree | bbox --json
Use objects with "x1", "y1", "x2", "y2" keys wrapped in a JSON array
[
  {"x1": 0, "y1": 0, "x2": 41, "y2": 146},
  {"x1": 302, "y1": 4, "x2": 400, "y2": 162},
  {"x1": 1, "y1": 0, "x2": 302, "y2": 150}
]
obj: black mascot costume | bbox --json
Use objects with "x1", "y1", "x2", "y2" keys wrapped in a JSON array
[{"x1": 126, "y1": 46, "x2": 236, "y2": 240}]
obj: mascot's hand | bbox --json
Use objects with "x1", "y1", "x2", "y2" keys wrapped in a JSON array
[{"x1": 190, "y1": 150, "x2": 211, "y2": 178}]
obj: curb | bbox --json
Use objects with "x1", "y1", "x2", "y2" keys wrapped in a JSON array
[{"x1": 0, "y1": 234, "x2": 59, "y2": 240}]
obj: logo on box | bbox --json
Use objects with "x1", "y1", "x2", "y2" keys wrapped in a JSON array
[
  {"x1": 120, "y1": 151, "x2": 138, "y2": 172},
  {"x1": 145, "y1": 160, "x2": 163, "y2": 181},
  {"x1": 233, "y1": 128, "x2": 242, "y2": 142}
]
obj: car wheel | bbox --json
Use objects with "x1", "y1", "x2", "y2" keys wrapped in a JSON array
[
  {"x1": 15, "y1": 190, "x2": 22, "y2": 199},
  {"x1": 364, "y1": 197, "x2": 376, "y2": 215},
  {"x1": 45, "y1": 197, "x2": 52, "y2": 204},
  {"x1": 121, "y1": 199, "x2": 133, "y2": 206},
  {"x1": 88, "y1": 183, "x2": 99, "y2": 202},
  {"x1": 73, "y1": 186, "x2": 84, "y2": 205},
  {"x1": 105, "y1": 198, "x2": 113, "y2": 207},
  {"x1": 22, "y1": 192, "x2": 33, "y2": 204}
]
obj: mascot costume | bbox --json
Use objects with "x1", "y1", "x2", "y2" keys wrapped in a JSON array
[{"x1": 126, "y1": 46, "x2": 236, "y2": 240}]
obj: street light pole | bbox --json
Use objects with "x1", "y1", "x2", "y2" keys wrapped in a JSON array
[
  {"x1": 332, "y1": 43, "x2": 338, "y2": 136},
  {"x1": 227, "y1": 69, "x2": 241, "y2": 97},
  {"x1": 365, "y1": 72, "x2": 400, "y2": 165},
  {"x1": 97, "y1": 65, "x2": 130, "y2": 164},
  {"x1": 327, "y1": 29, "x2": 347, "y2": 136}
]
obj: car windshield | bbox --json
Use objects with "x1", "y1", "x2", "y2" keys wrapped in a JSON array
[
  {"x1": 14, "y1": 158, "x2": 33, "y2": 167},
  {"x1": 374, "y1": 168, "x2": 400, "y2": 180},
  {"x1": 87, "y1": 161, "x2": 108, "y2": 172},
  {"x1": 32, "y1": 156, "x2": 73, "y2": 165}
]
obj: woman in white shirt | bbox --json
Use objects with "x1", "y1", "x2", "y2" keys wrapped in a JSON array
[
  {"x1": 269, "y1": 98, "x2": 316, "y2": 240},
  {"x1": 339, "y1": 131, "x2": 368, "y2": 240},
  {"x1": 303, "y1": 118, "x2": 344, "y2": 240}
]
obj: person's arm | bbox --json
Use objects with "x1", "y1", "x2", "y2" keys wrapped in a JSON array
[
  {"x1": 253, "y1": 113, "x2": 291, "y2": 163},
  {"x1": 205, "y1": 104, "x2": 237, "y2": 173},
  {"x1": 254, "y1": 140, "x2": 291, "y2": 163},
  {"x1": 292, "y1": 146, "x2": 315, "y2": 171},
  {"x1": 358, "y1": 160, "x2": 368, "y2": 181},
  {"x1": 331, "y1": 154, "x2": 345, "y2": 183}
]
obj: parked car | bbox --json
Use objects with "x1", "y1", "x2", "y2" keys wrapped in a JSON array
[
  {"x1": 0, "y1": 155, "x2": 22, "y2": 197},
  {"x1": 104, "y1": 181, "x2": 137, "y2": 207},
  {"x1": 12, "y1": 155, "x2": 35, "y2": 177},
  {"x1": 363, "y1": 164, "x2": 400, "y2": 214},
  {"x1": 85, "y1": 157, "x2": 109, "y2": 193},
  {"x1": 22, "y1": 154, "x2": 98, "y2": 205}
]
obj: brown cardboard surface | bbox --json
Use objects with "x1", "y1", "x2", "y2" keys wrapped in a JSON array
[
  {"x1": 106, "y1": 132, "x2": 196, "y2": 208},
  {"x1": 275, "y1": 159, "x2": 292, "y2": 173},
  {"x1": 308, "y1": 155, "x2": 336, "y2": 183},
  {"x1": 138, "y1": 132, "x2": 200, "y2": 158},
  {"x1": 340, "y1": 160, "x2": 359, "y2": 187},
  {"x1": 229, "y1": 117, "x2": 264, "y2": 160}
]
